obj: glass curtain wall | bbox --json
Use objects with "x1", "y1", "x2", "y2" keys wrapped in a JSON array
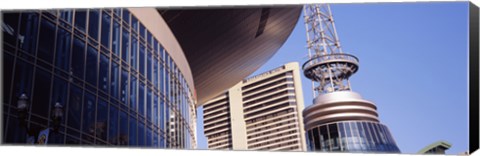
[{"x1": 2, "y1": 8, "x2": 196, "y2": 149}]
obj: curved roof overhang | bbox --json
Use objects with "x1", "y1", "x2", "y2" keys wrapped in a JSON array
[{"x1": 159, "y1": 6, "x2": 302, "y2": 105}]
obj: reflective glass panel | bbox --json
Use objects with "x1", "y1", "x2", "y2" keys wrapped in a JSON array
[
  {"x1": 97, "y1": 98, "x2": 108, "y2": 141},
  {"x1": 55, "y1": 27, "x2": 71, "y2": 71},
  {"x1": 130, "y1": 76, "x2": 137, "y2": 111},
  {"x1": 74, "y1": 10, "x2": 86, "y2": 32},
  {"x1": 139, "y1": 44, "x2": 145, "y2": 76},
  {"x1": 71, "y1": 38, "x2": 85, "y2": 78},
  {"x1": 37, "y1": 19, "x2": 55, "y2": 62},
  {"x1": 138, "y1": 82, "x2": 145, "y2": 116},
  {"x1": 147, "y1": 89, "x2": 152, "y2": 121},
  {"x1": 101, "y1": 12, "x2": 111, "y2": 48},
  {"x1": 31, "y1": 68, "x2": 51, "y2": 118},
  {"x1": 121, "y1": 69, "x2": 128, "y2": 104},
  {"x1": 109, "y1": 105, "x2": 119, "y2": 144},
  {"x1": 119, "y1": 111, "x2": 128, "y2": 145},
  {"x1": 67, "y1": 85, "x2": 82, "y2": 130},
  {"x1": 112, "y1": 21, "x2": 120, "y2": 55},
  {"x1": 88, "y1": 10, "x2": 99, "y2": 40},
  {"x1": 99, "y1": 54, "x2": 109, "y2": 93},
  {"x1": 82, "y1": 92, "x2": 96, "y2": 136},
  {"x1": 129, "y1": 115, "x2": 137, "y2": 146},
  {"x1": 138, "y1": 123, "x2": 145, "y2": 146},
  {"x1": 86, "y1": 45, "x2": 98, "y2": 86},
  {"x1": 19, "y1": 13, "x2": 39, "y2": 54},
  {"x1": 121, "y1": 27, "x2": 129, "y2": 62},
  {"x1": 111, "y1": 62, "x2": 119, "y2": 99},
  {"x1": 130, "y1": 38, "x2": 137, "y2": 70}
]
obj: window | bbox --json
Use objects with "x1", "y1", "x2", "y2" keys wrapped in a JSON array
[
  {"x1": 97, "y1": 98, "x2": 108, "y2": 141},
  {"x1": 101, "y1": 12, "x2": 111, "y2": 49},
  {"x1": 146, "y1": 89, "x2": 152, "y2": 121},
  {"x1": 153, "y1": 133, "x2": 159, "y2": 147},
  {"x1": 3, "y1": 13, "x2": 20, "y2": 46},
  {"x1": 160, "y1": 64, "x2": 164, "y2": 94},
  {"x1": 112, "y1": 21, "x2": 120, "y2": 56},
  {"x1": 138, "y1": 82, "x2": 145, "y2": 116},
  {"x1": 37, "y1": 19, "x2": 55, "y2": 62},
  {"x1": 99, "y1": 54, "x2": 109, "y2": 93},
  {"x1": 12, "y1": 59, "x2": 34, "y2": 107},
  {"x1": 111, "y1": 62, "x2": 119, "y2": 99},
  {"x1": 139, "y1": 44, "x2": 145, "y2": 76},
  {"x1": 74, "y1": 10, "x2": 87, "y2": 32},
  {"x1": 31, "y1": 68, "x2": 51, "y2": 118},
  {"x1": 165, "y1": 71, "x2": 170, "y2": 99},
  {"x1": 121, "y1": 69, "x2": 129, "y2": 104},
  {"x1": 147, "y1": 31, "x2": 153, "y2": 46},
  {"x1": 147, "y1": 52, "x2": 152, "y2": 82},
  {"x1": 160, "y1": 99, "x2": 165, "y2": 131},
  {"x1": 119, "y1": 111, "x2": 128, "y2": 145},
  {"x1": 129, "y1": 115, "x2": 137, "y2": 146},
  {"x1": 130, "y1": 38, "x2": 138, "y2": 70},
  {"x1": 82, "y1": 92, "x2": 96, "y2": 136},
  {"x1": 129, "y1": 76, "x2": 137, "y2": 111},
  {"x1": 71, "y1": 38, "x2": 85, "y2": 79},
  {"x1": 68, "y1": 85, "x2": 83, "y2": 130},
  {"x1": 131, "y1": 16, "x2": 138, "y2": 33},
  {"x1": 109, "y1": 105, "x2": 119, "y2": 145},
  {"x1": 88, "y1": 10, "x2": 99, "y2": 40},
  {"x1": 60, "y1": 10, "x2": 73, "y2": 23},
  {"x1": 3, "y1": 54, "x2": 14, "y2": 103},
  {"x1": 19, "y1": 12, "x2": 39, "y2": 54},
  {"x1": 122, "y1": 9, "x2": 130, "y2": 24},
  {"x1": 121, "y1": 27, "x2": 129, "y2": 62},
  {"x1": 55, "y1": 27, "x2": 71, "y2": 71},
  {"x1": 138, "y1": 123, "x2": 145, "y2": 146},
  {"x1": 153, "y1": 95, "x2": 159, "y2": 126},
  {"x1": 329, "y1": 124, "x2": 340, "y2": 151},
  {"x1": 153, "y1": 59, "x2": 159, "y2": 87},
  {"x1": 312, "y1": 128, "x2": 320, "y2": 150},
  {"x1": 86, "y1": 45, "x2": 98, "y2": 86},
  {"x1": 146, "y1": 129, "x2": 152, "y2": 146},
  {"x1": 139, "y1": 23, "x2": 145, "y2": 39}
]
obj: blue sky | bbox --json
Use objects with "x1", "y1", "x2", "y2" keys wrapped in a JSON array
[{"x1": 196, "y1": 2, "x2": 469, "y2": 154}]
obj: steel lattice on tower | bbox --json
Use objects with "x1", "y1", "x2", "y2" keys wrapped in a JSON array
[
  {"x1": 303, "y1": 4, "x2": 359, "y2": 97},
  {"x1": 301, "y1": 4, "x2": 401, "y2": 153}
]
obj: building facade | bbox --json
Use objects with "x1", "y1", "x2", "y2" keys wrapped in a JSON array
[
  {"x1": 203, "y1": 62, "x2": 307, "y2": 151},
  {"x1": 2, "y1": 8, "x2": 197, "y2": 148},
  {"x1": 1, "y1": 6, "x2": 303, "y2": 149}
]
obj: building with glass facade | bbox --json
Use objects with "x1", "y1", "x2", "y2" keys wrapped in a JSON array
[
  {"x1": 2, "y1": 8, "x2": 197, "y2": 148},
  {"x1": 2, "y1": 7, "x2": 302, "y2": 148},
  {"x1": 303, "y1": 91, "x2": 401, "y2": 153}
]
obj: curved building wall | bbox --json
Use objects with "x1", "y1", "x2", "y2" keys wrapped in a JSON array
[
  {"x1": 303, "y1": 91, "x2": 400, "y2": 153},
  {"x1": 2, "y1": 8, "x2": 196, "y2": 148},
  {"x1": 305, "y1": 121, "x2": 400, "y2": 153}
]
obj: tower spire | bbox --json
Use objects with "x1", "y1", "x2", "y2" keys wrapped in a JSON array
[
  {"x1": 302, "y1": 4, "x2": 401, "y2": 153},
  {"x1": 303, "y1": 4, "x2": 359, "y2": 96}
]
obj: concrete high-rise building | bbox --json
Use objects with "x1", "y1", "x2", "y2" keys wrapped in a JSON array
[{"x1": 203, "y1": 62, "x2": 307, "y2": 151}]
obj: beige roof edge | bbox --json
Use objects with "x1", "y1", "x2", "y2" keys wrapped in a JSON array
[
  {"x1": 417, "y1": 140, "x2": 452, "y2": 154},
  {"x1": 128, "y1": 8, "x2": 196, "y2": 101}
]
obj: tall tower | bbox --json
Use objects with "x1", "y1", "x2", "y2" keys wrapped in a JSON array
[{"x1": 302, "y1": 4, "x2": 400, "y2": 153}]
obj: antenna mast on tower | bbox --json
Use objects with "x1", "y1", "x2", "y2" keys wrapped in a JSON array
[{"x1": 303, "y1": 4, "x2": 359, "y2": 97}]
